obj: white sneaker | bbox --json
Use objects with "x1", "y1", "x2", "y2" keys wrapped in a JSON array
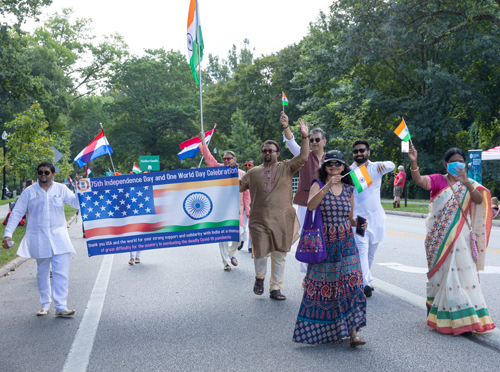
[
  {"x1": 55, "y1": 309, "x2": 75, "y2": 317},
  {"x1": 37, "y1": 309, "x2": 48, "y2": 316}
]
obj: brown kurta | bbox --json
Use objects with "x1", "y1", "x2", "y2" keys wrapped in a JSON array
[{"x1": 239, "y1": 155, "x2": 307, "y2": 259}]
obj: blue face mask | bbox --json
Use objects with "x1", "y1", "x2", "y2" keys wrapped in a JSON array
[{"x1": 447, "y1": 162, "x2": 465, "y2": 176}]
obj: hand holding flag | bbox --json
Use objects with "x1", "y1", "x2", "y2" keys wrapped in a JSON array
[{"x1": 177, "y1": 125, "x2": 216, "y2": 161}]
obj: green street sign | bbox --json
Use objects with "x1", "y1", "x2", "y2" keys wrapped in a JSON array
[
  {"x1": 140, "y1": 156, "x2": 160, "y2": 171},
  {"x1": 105, "y1": 171, "x2": 113, "y2": 177}
]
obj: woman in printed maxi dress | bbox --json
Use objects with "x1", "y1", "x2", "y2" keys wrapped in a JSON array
[
  {"x1": 409, "y1": 146, "x2": 495, "y2": 335},
  {"x1": 293, "y1": 150, "x2": 367, "y2": 347}
]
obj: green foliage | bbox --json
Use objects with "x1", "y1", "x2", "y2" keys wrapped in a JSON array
[
  {"x1": 2, "y1": 103, "x2": 71, "y2": 181},
  {"x1": 219, "y1": 109, "x2": 261, "y2": 165}
]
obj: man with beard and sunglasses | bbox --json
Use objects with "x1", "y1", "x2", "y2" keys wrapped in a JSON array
[
  {"x1": 281, "y1": 112, "x2": 326, "y2": 274},
  {"x1": 350, "y1": 140, "x2": 395, "y2": 298},
  {"x1": 239, "y1": 119, "x2": 309, "y2": 300},
  {"x1": 2, "y1": 162, "x2": 80, "y2": 317},
  {"x1": 198, "y1": 132, "x2": 251, "y2": 272}
]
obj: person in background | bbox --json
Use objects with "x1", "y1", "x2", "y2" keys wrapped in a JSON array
[
  {"x1": 198, "y1": 133, "x2": 250, "y2": 272},
  {"x1": 239, "y1": 119, "x2": 309, "y2": 301},
  {"x1": 492, "y1": 197, "x2": 499, "y2": 218},
  {"x1": 282, "y1": 113, "x2": 326, "y2": 274},
  {"x1": 2, "y1": 162, "x2": 80, "y2": 317},
  {"x1": 408, "y1": 146, "x2": 495, "y2": 336},
  {"x1": 393, "y1": 165, "x2": 406, "y2": 208},
  {"x1": 239, "y1": 158, "x2": 256, "y2": 253},
  {"x1": 351, "y1": 140, "x2": 395, "y2": 298},
  {"x1": 293, "y1": 150, "x2": 367, "y2": 347}
]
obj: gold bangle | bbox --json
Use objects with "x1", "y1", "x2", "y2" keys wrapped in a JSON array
[
  {"x1": 410, "y1": 166, "x2": 419, "y2": 172},
  {"x1": 319, "y1": 189, "x2": 326, "y2": 195}
]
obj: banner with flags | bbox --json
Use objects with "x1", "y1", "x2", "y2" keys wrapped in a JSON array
[
  {"x1": 187, "y1": 0, "x2": 204, "y2": 84},
  {"x1": 394, "y1": 119, "x2": 411, "y2": 142},
  {"x1": 74, "y1": 130, "x2": 113, "y2": 167},
  {"x1": 76, "y1": 166, "x2": 239, "y2": 257},
  {"x1": 178, "y1": 128, "x2": 215, "y2": 160},
  {"x1": 349, "y1": 164, "x2": 372, "y2": 193}
]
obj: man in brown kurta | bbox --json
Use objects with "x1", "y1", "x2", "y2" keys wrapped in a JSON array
[{"x1": 239, "y1": 117, "x2": 309, "y2": 300}]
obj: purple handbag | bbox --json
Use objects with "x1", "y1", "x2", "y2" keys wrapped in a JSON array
[{"x1": 295, "y1": 179, "x2": 327, "y2": 264}]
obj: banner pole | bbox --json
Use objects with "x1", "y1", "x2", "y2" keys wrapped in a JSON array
[
  {"x1": 100, "y1": 123, "x2": 116, "y2": 174},
  {"x1": 196, "y1": 0, "x2": 203, "y2": 134}
]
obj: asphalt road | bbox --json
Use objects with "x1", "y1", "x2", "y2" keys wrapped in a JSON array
[{"x1": 1, "y1": 214, "x2": 500, "y2": 372}]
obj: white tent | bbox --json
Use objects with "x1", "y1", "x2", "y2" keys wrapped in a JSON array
[{"x1": 482, "y1": 146, "x2": 500, "y2": 160}]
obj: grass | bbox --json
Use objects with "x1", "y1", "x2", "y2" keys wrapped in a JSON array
[
  {"x1": 381, "y1": 202, "x2": 429, "y2": 214},
  {"x1": 0, "y1": 205, "x2": 78, "y2": 267},
  {"x1": 0, "y1": 199, "x2": 14, "y2": 206}
]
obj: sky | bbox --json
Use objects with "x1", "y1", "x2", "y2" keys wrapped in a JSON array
[{"x1": 23, "y1": 0, "x2": 334, "y2": 61}]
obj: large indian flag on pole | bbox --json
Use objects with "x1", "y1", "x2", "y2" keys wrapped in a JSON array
[
  {"x1": 394, "y1": 118, "x2": 411, "y2": 142},
  {"x1": 187, "y1": 0, "x2": 204, "y2": 84},
  {"x1": 350, "y1": 164, "x2": 373, "y2": 193},
  {"x1": 76, "y1": 167, "x2": 239, "y2": 257}
]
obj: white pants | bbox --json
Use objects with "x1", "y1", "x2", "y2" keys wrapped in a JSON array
[
  {"x1": 243, "y1": 214, "x2": 251, "y2": 248},
  {"x1": 254, "y1": 251, "x2": 287, "y2": 291},
  {"x1": 295, "y1": 205, "x2": 309, "y2": 273},
  {"x1": 130, "y1": 251, "x2": 141, "y2": 259},
  {"x1": 36, "y1": 253, "x2": 72, "y2": 312},
  {"x1": 355, "y1": 237, "x2": 379, "y2": 287},
  {"x1": 219, "y1": 242, "x2": 238, "y2": 267}
]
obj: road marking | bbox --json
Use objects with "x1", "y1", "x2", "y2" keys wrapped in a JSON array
[
  {"x1": 62, "y1": 255, "x2": 114, "y2": 372},
  {"x1": 372, "y1": 277, "x2": 500, "y2": 350},
  {"x1": 378, "y1": 262, "x2": 500, "y2": 274}
]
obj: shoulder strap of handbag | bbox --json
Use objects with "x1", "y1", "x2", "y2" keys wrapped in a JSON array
[{"x1": 445, "y1": 177, "x2": 472, "y2": 231}]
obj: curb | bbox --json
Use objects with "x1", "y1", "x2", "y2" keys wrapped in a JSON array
[
  {"x1": 385, "y1": 210, "x2": 500, "y2": 227},
  {"x1": 0, "y1": 256, "x2": 29, "y2": 277}
]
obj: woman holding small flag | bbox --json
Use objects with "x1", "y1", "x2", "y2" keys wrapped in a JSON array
[
  {"x1": 293, "y1": 150, "x2": 367, "y2": 346},
  {"x1": 408, "y1": 146, "x2": 495, "y2": 336}
]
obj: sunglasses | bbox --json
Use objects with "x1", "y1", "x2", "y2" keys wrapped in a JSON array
[
  {"x1": 325, "y1": 161, "x2": 343, "y2": 168},
  {"x1": 37, "y1": 170, "x2": 51, "y2": 176},
  {"x1": 310, "y1": 138, "x2": 322, "y2": 143},
  {"x1": 353, "y1": 148, "x2": 367, "y2": 154},
  {"x1": 262, "y1": 149, "x2": 277, "y2": 154},
  {"x1": 222, "y1": 157, "x2": 234, "y2": 162},
  {"x1": 244, "y1": 163, "x2": 254, "y2": 167}
]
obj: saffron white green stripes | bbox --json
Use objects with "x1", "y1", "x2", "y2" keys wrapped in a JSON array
[{"x1": 350, "y1": 164, "x2": 372, "y2": 193}]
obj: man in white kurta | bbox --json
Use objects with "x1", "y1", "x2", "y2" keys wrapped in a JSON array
[
  {"x1": 350, "y1": 141, "x2": 394, "y2": 298},
  {"x1": 2, "y1": 162, "x2": 80, "y2": 316}
]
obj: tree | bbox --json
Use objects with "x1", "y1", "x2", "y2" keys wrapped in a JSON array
[
  {"x1": 2, "y1": 103, "x2": 72, "y2": 186},
  {"x1": 220, "y1": 109, "x2": 261, "y2": 164}
]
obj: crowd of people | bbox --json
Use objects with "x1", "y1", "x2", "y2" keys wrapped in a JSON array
[{"x1": 1, "y1": 113, "x2": 496, "y2": 346}]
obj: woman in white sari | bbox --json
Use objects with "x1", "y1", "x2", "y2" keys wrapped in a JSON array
[{"x1": 409, "y1": 146, "x2": 495, "y2": 336}]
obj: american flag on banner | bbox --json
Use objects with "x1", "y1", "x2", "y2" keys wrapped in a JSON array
[{"x1": 78, "y1": 168, "x2": 240, "y2": 256}]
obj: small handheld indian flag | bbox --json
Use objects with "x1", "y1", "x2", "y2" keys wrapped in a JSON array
[
  {"x1": 394, "y1": 118, "x2": 411, "y2": 142},
  {"x1": 132, "y1": 163, "x2": 141, "y2": 174},
  {"x1": 282, "y1": 92, "x2": 288, "y2": 106},
  {"x1": 86, "y1": 166, "x2": 94, "y2": 178},
  {"x1": 350, "y1": 164, "x2": 373, "y2": 193}
]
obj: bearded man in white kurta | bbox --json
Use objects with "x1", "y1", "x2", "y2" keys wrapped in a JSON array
[
  {"x1": 3, "y1": 162, "x2": 80, "y2": 317},
  {"x1": 350, "y1": 140, "x2": 394, "y2": 298}
]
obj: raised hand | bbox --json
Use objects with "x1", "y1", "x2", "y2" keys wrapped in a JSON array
[
  {"x1": 298, "y1": 118, "x2": 309, "y2": 138},
  {"x1": 456, "y1": 166, "x2": 469, "y2": 185},
  {"x1": 280, "y1": 112, "x2": 289, "y2": 128},
  {"x1": 408, "y1": 145, "x2": 418, "y2": 162},
  {"x1": 198, "y1": 132, "x2": 206, "y2": 146}
]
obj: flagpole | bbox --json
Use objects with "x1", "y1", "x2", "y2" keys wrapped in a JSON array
[
  {"x1": 198, "y1": 123, "x2": 217, "y2": 168},
  {"x1": 100, "y1": 123, "x2": 116, "y2": 174},
  {"x1": 196, "y1": 0, "x2": 203, "y2": 134}
]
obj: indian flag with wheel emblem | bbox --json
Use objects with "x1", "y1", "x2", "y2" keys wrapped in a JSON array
[
  {"x1": 349, "y1": 164, "x2": 372, "y2": 193},
  {"x1": 187, "y1": 0, "x2": 204, "y2": 84},
  {"x1": 76, "y1": 167, "x2": 239, "y2": 257}
]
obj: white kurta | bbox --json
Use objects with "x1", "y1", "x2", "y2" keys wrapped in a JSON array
[
  {"x1": 4, "y1": 182, "x2": 80, "y2": 259},
  {"x1": 351, "y1": 160, "x2": 395, "y2": 244}
]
